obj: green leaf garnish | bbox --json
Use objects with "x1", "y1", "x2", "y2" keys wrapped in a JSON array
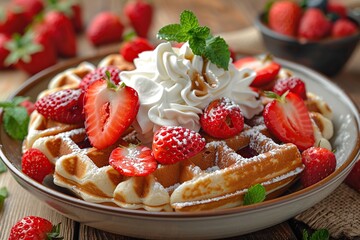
[
  {"x1": 243, "y1": 184, "x2": 266, "y2": 205},
  {"x1": 0, "y1": 97, "x2": 30, "y2": 140},
  {"x1": 0, "y1": 159, "x2": 6, "y2": 174},
  {"x1": 0, "y1": 187, "x2": 8, "y2": 210},
  {"x1": 157, "y1": 10, "x2": 230, "y2": 70},
  {"x1": 303, "y1": 229, "x2": 330, "y2": 240}
]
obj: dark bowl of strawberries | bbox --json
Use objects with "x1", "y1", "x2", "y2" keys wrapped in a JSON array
[{"x1": 255, "y1": 0, "x2": 360, "y2": 76}]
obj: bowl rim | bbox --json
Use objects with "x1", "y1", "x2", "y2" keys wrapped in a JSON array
[
  {"x1": 254, "y1": 12, "x2": 360, "y2": 45},
  {"x1": 1, "y1": 54, "x2": 360, "y2": 219}
]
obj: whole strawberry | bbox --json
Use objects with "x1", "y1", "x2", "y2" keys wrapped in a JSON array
[
  {"x1": 9, "y1": 216, "x2": 62, "y2": 240},
  {"x1": 327, "y1": 2, "x2": 347, "y2": 19},
  {"x1": 200, "y1": 97, "x2": 244, "y2": 139},
  {"x1": 80, "y1": 66, "x2": 121, "y2": 91},
  {"x1": 301, "y1": 147, "x2": 336, "y2": 188},
  {"x1": 272, "y1": 77, "x2": 307, "y2": 100},
  {"x1": 22, "y1": 148, "x2": 54, "y2": 183},
  {"x1": 0, "y1": 4, "x2": 28, "y2": 35},
  {"x1": 268, "y1": 0, "x2": 302, "y2": 37},
  {"x1": 152, "y1": 126, "x2": 206, "y2": 165},
  {"x1": 11, "y1": 0, "x2": 44, "y2": 22},
  {"x1": 44, "y1": 11, "x2": 77, "y2": 57},
  {"x1": 110, "y1": 144, "x2": 157, "y2": 176},
  {"x1": 86, "y1": 12, "x2": 124, "y2": 46},
  {"x1": 0, "y1": 33, "x2": 11, "y2": 69},
  {"x1": 5, "y1": 29, "x2": 57, "y2": 75},
  {"x1": 345, "y1": 159, "x2": 360, "y2": 192},
  {"x1": 120, "y1": 37, "x2": 154, "y2": 62},
  {"x1": 124, "y1": 0, "x2": 153, "y2": 38},
  {"x1": 35, "y1": 88, "x2": 85, "y2": 124},
  {"x1": 331, "y1": 19, "x2": 358, "y2": 38},
  {"x1": 298, "y1": 8, "x2": 332, "y2": 40}
]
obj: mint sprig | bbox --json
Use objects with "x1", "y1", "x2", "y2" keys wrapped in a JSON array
[
  {"x1": 157, "y1": 10, "x2": 230, "y2": 70},
  {"x1": 303, "y1": 229, "x2": 330, "y2": 240},
  {"x1": 243, "y1": 184, "x2": 266, "y2": 205},
  {"x1": 0, "y1": 96, "x2": 30, "y2": 140},
  {"x1": 0, "y1": 187, "x2": 8, "y2": 210}
]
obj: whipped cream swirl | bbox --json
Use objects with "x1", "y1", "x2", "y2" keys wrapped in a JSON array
[{"x1": 121, "y1": 42, "x2": 263, "y2": 143}]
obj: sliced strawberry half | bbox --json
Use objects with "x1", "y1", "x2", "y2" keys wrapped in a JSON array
[
  {"x1": 234, "y1": 55, "x2": 281, "y2": 87},
  {"x1": 109, "y1": 144, "x2": 157, "y2": 177},
  {"x1": 263, "y1": 92, "x2": 315, "y2": 151},
  {"x1": 84, "y1": 79, "x2": 139, "y2": 150}
]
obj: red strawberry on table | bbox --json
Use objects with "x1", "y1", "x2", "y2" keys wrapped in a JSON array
[
  {"x1": 268, "y1": 0, "x2": 302, "y2": 37},
  {"x1": 301, "y1": 147, "x2": 336, "y2": 188},
  {"x1": 44, "y1": 11, "x2": 77, "y2": 57},
  {"x1": 124, "y1": 0, "x2": 153, "y2": 38},
  {"x1": 21, "y1": 148, "x2": 54, "y2": 183},
  {"x1": 84, "y1": 79, "x2": 139, "y2": 150},
  {"x1": 35, "y1": 88, "x2": 85, "y2": 124},
  {"x1": 152, "y1": 126, "x2": 206, "y2": 165},
  {"x1": 200, "y1": 97, "x2": 244, "y2": 139},
  {"x1": 345, "y1": 159, "x2": 360, "y2": 192},
  {"x1": 70, "y1": 3, "x2": 83, "y2": 32},
  {"x1": 120, "y1": 37, "x2": 154, "y2": 62},
  {"x1": 9, "y1": 216, "x2": 62, "y2": 240},
  {"x1": 110, "y1": 144, "x2": 157, "y2": 176},
  {"x1": 0, "y1": 4, "x2": 28, "y2": 35},
  {"x1": 234, "y1": 55, "x2": 281, "y2": 87},
  {"x1": 298, "y1": 8, "x2": 332, "y2": 41},
  {"x1": 5, "y1": 29, "x2": 57, "y2": 75},
  {"x1": 272, "y1": 77, "x2": 307, "y2": 100},
  {"x1": 80, "y1": 66, "x2": 121, "y2": 91},
  {"x1": 327, "y1": 2, "x2": 347, "y2": 19},
  {"x1": 11, "y1": 0, "x2": 44, "y2": 22},
  {"x1": 86, "y1": 12, "x2": 124, "y2": 46},
  {"x1": 263, "y1": 92, "x2": 315, "y2": 151},
  {"x1": 0, "y1": 33, "x2": 11, "y2": 69},
  {"x1": 331, "y1": 19, "x2": 358, "y2": 38}
]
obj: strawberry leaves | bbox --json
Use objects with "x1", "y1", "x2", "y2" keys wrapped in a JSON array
[
  {"x1": 0, "y1": 96, "x2": 30, "y2": 140},
  {"x1": 157, "y1": 10, "x2": 230, "y2": 70}
]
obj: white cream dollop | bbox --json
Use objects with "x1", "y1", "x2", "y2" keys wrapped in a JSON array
[{"x1": 121, "y1": 42, "x2": 263, "y2": 143}]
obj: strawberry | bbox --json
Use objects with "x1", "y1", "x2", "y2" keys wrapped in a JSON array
[
  {"x1": 263, "y1": 92, "x2": 315, "y2": 151},
  {"x1": 234, "y1": 55, "x2": 281, "y2": 87},
  {"x1": 120, "y1": 37, "x2": 154, "y2": 62},
  {"x1": 268, "y1": 0, "x2": 302, "y2": 37},
  {"x1": 272, "y1": 77, "x2": 307, "y2": 100},
  {"x1": 0, "y1": 4, "x2": 28, "y2": 35},
  {"x1": 70, "y1": 4, "x2": 83, "y2": 32},
  {"x1": 110, "y1": 144, "x2": 157, "y2": 176},
  {"x1": 44, "y1": 11, "x2": 77, "y2": 57},
  {"x1": 331, "y1": 19, "x2": 358, "y2": 38},
  {"x1": 200, "y1": 97, "x2": 244, "y2": 139},
  {"x1": 152, "y1": 126, "x2": 206, "y2": 165},
  {"x1": 80, "y1": 66, "x2": 121, "y2": 91},
  {"x1": 20, "y1": 99, "x2": 36, "y2": 115},
  {"x1": 86, "y1": 12, "x2": 124, "y2": 46},
  {"x1": 0, "y1": 33, "x2": 11, "y2": 69},
  {"x1": 345, "y1": 159, "x2": 360, "y2": 192},
  {"x1": 124, "y1": 0, "x2": 153, "y2": 38},
  {"x1": 84, "y1": 79, "x2": 139, "y2": 150},
  {"x1": 229, "y1": 47, "x2": 236, "y2": 62},
  {"x1": 11, "y1": 0, "x2": 44, "y2": 22},
  {"x1": 301, "y1": 147, "x2": 336, "y2": 188},
  {"x1": 35, "y1": 88, "x2": 85, "y2": 124},
  {"x1": 9, "y1": 216, "x2": 62, "y2": 240},
  {"x1": 5, "y1": 29, "x2": 57, "y2": 75},
  {"x1": 298, "y1": 8, "x2": 332, "y2": 41},
  {"x1": 327, "y1": 2, "x2": 347, "y2": 19},
  {"x1": 21, "y1": 148, "x2": 54, "y2": 183}
]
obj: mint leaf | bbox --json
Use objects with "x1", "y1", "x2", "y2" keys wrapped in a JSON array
[
  {"x1": 0, "y1": 159, "x2": 6, "y2": 174},
  {"x1": 157, "y1": 24, "x2": 187, "y2": 42},
  {"x1": 189, "y1": 26, "x2": 210, "y2": 39},
  {"x1": 204, "y1": 36, "x2": 230, "y2": 70},
  {"x1": 243, "y1": 184, "x2": 266, "y2": 205},
  {"x1": 303, "y1": 229, "x2": 330, "y2": 240},
  {"x1": 189, "y1": 37, "x2": 206, "y2": 56},
  {"x1": 0, "y1": 187, "x2": 8, "y2": 210},
  {"x1": 3, "y1": 106, "x2": 29, "y2": 140},
  {"x1": 180, "y1": 10, "x2": 199, "y2": 30}
]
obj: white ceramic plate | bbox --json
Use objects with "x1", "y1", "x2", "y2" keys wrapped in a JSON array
[{"x1": 1, "y1": 55, "x2": 359, "y2": 239}]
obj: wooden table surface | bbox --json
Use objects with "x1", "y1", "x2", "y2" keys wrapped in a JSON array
[{"x1": 0, "y1": 0, "x2": 360, "y2": 239}]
